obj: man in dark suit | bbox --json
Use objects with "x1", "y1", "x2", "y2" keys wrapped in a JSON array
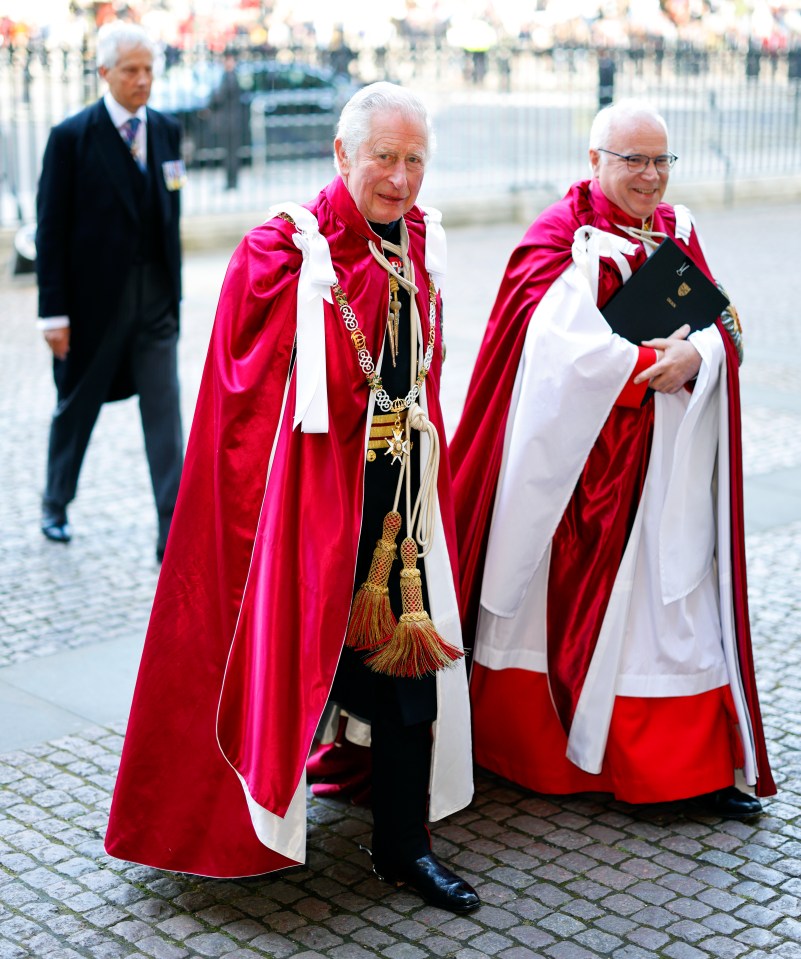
[{"x1": 36, "y1": 21, "x2": 184, "y2": 562}]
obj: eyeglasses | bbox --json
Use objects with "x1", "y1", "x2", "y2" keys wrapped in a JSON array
[{"x1": 596, "y1": 149, "x2": 678, "y2": 174}]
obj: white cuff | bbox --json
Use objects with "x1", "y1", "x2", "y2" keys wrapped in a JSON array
[{"x1": 37, "y1": 317, "x2": 70, "y2": 330}]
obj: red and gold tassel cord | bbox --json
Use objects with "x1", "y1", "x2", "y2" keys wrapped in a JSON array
[
  {"x1": 345, "y1": 511, "x2": 402, "y2": 650},
  {"x1": 365, "y1": 536, "x2": 464, "y2": 678}
]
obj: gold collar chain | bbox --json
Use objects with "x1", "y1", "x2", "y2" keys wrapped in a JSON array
[{"x1": 332, "y1": 278, "x2": 437, "y2": 414}]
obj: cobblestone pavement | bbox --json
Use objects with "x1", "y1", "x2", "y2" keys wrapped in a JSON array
[{"x1": 1, "y1": 202, "x2": 800, "y2": 959}]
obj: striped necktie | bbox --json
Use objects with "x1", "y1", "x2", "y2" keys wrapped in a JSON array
[{"x1": 120, "y1": 117, "x2": 145, "y2": 170}]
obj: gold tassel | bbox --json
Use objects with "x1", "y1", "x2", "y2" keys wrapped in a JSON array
[
  {"x1": 365, "y1": 537, "x2": 464, "y2": 678},
  {"x1": 345, "y1": 511, "x2": 402, "y2": 650}
]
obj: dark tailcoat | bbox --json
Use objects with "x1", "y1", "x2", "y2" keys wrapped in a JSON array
[{"x1": 36, "y1": 99, "x2": 182, "y2": 402}]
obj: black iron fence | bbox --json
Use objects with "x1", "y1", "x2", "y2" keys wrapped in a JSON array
[{"x1": 2, "y1": 37, "x2": 801, "y2": 230}]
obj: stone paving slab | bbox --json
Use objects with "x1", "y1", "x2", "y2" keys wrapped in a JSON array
[
  {"x1": 0, "y1": 637, "x2": 144, "y2": 752},
  {"x1": 1, "y1": 204, "x2": 800, "y2": 957}
]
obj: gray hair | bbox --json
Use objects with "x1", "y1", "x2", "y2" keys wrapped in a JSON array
[
  {"x1": 589, "y1": 99, "x2": 669, "y2": 152},
  {"x1": 96, "y1": 21, "x2": 156, "y2": 70},
  {"x1": 335, "y1": 81, "x2": 434, "y2": 172}
]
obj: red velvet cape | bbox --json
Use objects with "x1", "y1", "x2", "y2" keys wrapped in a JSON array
[
  {"x1": 105, "y1": 177, "x2": 459, "y2": 876},
  {"x1": 451, "y1": 180, "x2": 775, "y2": 798}
]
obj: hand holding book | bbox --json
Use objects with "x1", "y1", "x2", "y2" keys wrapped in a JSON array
[
  {"x1": 633, "y1": 322, "x2": 703, "y2": 394},
  {"x1": 601, "y1": 236, "x2": 728, "y2": 401}
]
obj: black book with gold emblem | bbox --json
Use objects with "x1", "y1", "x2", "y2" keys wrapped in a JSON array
[{"x1": 602, "y1": 236, "x2": 729, "y2": 344}]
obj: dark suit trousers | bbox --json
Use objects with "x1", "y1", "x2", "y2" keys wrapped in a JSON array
[
  {"x1": 332, "y1": 649, "x2": 434, "y2": 863},
  {"x1": 370, "y1": 681, "x2": 434, "y2": 864},
  {"x1": 44, "y1": 263, "x2": 183, "y2": 540}
]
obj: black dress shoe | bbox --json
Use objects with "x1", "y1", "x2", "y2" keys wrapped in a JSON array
[
  {"x1": 693, "y1": 785, "x2": 763, "y2": 820},
  {"x1": 41, "y1": 504, "x2": 71, "y2": 543},
  {"x1": 372, "y1": 851, "x2": 480, "y2": 913}
]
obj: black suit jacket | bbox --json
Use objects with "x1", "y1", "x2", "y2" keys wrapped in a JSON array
[{"x1": 35, "y1": 99, "x2": 183, "y2": 400}]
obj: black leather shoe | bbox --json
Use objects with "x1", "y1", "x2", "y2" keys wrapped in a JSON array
[
  {"x1": 372, "y1": 851, "x2": 480, "y2": 913},
  {"x1": 41, "y1": 503, "x2": 71, "y2": 543},
  {"x1": 693, "y1": 785, "x2": 763, "y2": 820}
]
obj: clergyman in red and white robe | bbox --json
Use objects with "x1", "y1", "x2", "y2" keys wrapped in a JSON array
[{"x1": 451, "y1": 102, "x2": 775, "y2": 814}]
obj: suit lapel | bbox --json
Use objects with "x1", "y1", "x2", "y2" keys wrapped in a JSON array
[
  {"x1": 146, "y1": 109, "x2": 172, "y2": 229},
  {"x1": 92, "y1": 100, "x2": 139, "y2": 223}
]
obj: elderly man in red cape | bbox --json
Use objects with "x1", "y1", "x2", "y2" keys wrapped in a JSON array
[
  {"x1": 451, "y1": 100, "x2": 775, "y2": 817},
  {"x1": 105, "y1": 82, "x2": 479, "y2": 914}
]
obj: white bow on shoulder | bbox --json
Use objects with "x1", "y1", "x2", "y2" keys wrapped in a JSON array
[{"x1": 267, "y1": 202, "x2": 336, "y2": 433}]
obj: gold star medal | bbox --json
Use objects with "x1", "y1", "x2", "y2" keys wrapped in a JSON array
[
  {"x1": 385, "y1": 425, "x2": 410, "y2": 465},
  {"x1": 385, "y1": 411, "x2": 410, "y2": 464}
]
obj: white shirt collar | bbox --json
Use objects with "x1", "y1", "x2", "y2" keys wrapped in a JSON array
[{"x1": 103, "y1": 91, "x2": 147, "y2": 129}]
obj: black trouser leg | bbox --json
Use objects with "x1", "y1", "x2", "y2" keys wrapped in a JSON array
[
  {"x1": 44, "y1": 267, "x2": 141, "y2": 511},
  {"x1": 44, "y1": 357, "x2": 115, "y2": 509},
  {"x1": 370, "y1": 704, "x2": 432, "y2": 864}
]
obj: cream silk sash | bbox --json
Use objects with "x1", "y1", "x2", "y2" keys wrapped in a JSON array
[
  {"x1": 421, "y1": 206, "x2": 447, "y2": 294},
  {"x1": 267, "y1": 202, "x2": 336, "y2": 434},
  {"x1": 571, "y1": 226, "x2": 637, "y2": 303}
]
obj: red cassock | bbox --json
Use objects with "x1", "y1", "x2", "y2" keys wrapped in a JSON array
[
  {"x1": 104, "y1": 177, "x2": 467, "y2": 877},
  {"x1": 451, "y1": 179, "x2": 775, "y2": 802}
]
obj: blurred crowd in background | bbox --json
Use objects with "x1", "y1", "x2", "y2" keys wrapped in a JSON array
[{"x1": 2, "y1": 1, "x2": 801, "y2": 82}]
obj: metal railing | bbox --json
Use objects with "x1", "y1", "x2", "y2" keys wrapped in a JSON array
[{"x1": 2, "y1": 38, "x2": 800, "y2": 229}]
